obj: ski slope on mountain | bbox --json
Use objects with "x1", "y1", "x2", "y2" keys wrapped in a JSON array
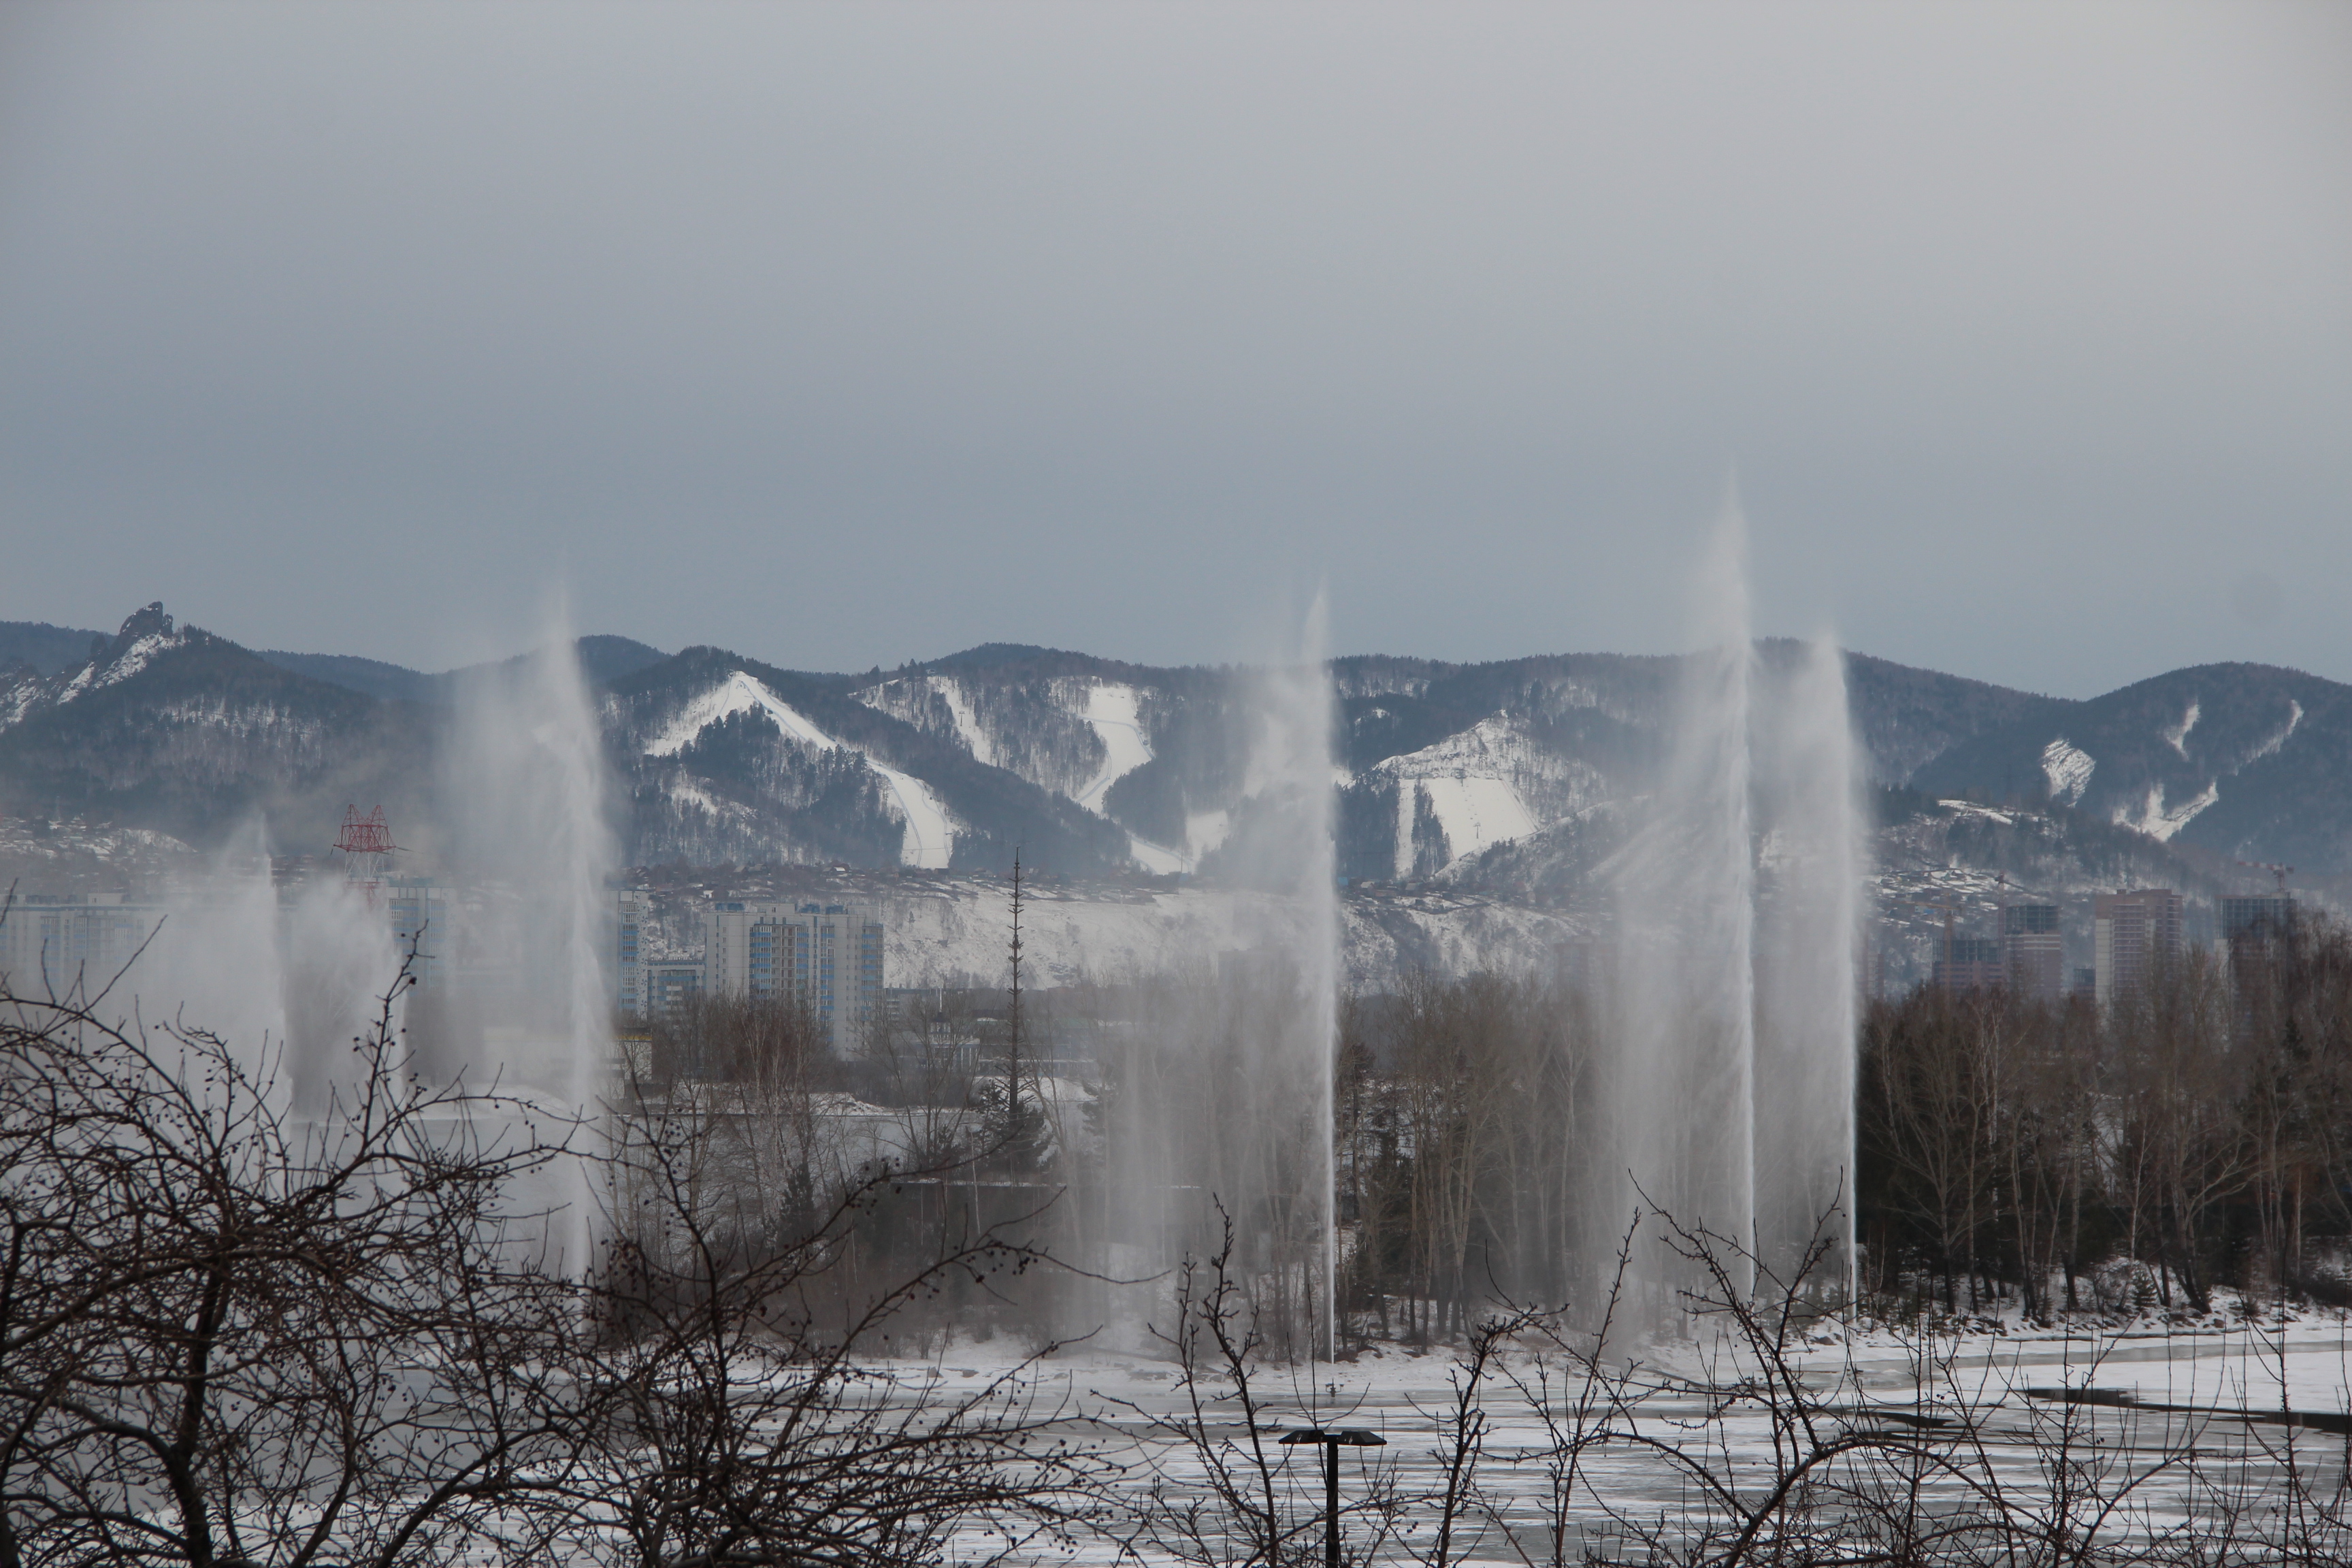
[
  {"x1": 645, "y1": 670, "x2": 956, "y2": 868},
  {"x1": 1367, "y1": 714, "x2": 1601, "y2": 876},
  {"x1": 1059, "y1": 681, "x2": 1192, "y2": 872},
  {"x1": 1066, "y1": 683, "x2": 1150, "y2": 815}
]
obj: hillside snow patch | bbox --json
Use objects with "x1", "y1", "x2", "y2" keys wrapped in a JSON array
[
  {"x1": 933, "y1": 679, "x2": 996, "y2": 767},
  {"x1": 2115, "y1": 781, "x2": 2219, "y2": 843},
  {"x1": 2249, "y1": 700, "x2": 2304, "y2": 763},
  {"x1": 2040, "y1": 738, "x2": 2095, "y2": 805},
  {"x1": 1395, "y1": 777, "x2": 1539, "y2": 877},
  {"x1": 2162, "y1": 701, "x2": 2200, "y2": 758},
  {"x1": 1373, "y1": 715, "x2": 1572, "y2": 875}
]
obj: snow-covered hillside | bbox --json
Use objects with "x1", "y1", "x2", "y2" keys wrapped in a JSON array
[
  {"x1": 865, "y1": 875, "x2": 1591, "y2": 994},
  {"x1": 1356, "y1": 714, "x2": 1610, "y2": 879},
  {"x1": 0, "y1": 604, "x2": 191, "y2": 738},
  {"x1": 1914, "y1": 664, "x2": 2352, "y2": 875},
  {"x1": 12, "y1": 607, "x2": 2352, "y2": 917},
  {"x1": 647, "y1": 670, "x2": 957, "y2": 868},
  {"x1": 857, "y1": 673, "x2": 1192, "y2": 872}
]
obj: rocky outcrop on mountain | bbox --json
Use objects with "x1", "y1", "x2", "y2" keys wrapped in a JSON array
[{"x1": 0, "y1": 606, "x2": 425, "y2": 851}]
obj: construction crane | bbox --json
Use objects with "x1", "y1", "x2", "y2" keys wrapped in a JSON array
[
  {"x1": 1991, "y1": 870, "x2": 2059, "y2": 919},
  {"x1": 2235, "y1": 859, "x2": 2294, "y2": 895}
]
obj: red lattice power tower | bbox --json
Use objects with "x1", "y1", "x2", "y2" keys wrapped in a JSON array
[{"x1": 333, "y1": 804, "x2": 400, "y2": 900}]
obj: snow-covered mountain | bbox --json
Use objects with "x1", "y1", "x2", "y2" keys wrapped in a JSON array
[
  {"x1": 853, "y1": 666, "x2": 1198, "y2": 871},
  {"x1": 7, "y1": 608, "x2": 2351, "y2": 927},
  {"x1": 1910, "y1": 664, "x2": 2352, "y2": 878},
  {"x1": 0, "y1": 606, "x2": 423, "y2": 851},
  {"x1": 605, "y1": 647, "x2": 1130, "y2": 875}
]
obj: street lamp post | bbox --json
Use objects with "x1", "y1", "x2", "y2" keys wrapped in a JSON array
[{"x1": 1279, "y1": 1426, "x2": 1387, "y2": 1568}]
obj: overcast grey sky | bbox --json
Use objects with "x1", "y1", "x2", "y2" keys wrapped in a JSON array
[{"x1": 1, "y1": 3, "x2": 2345, "y2": 695}]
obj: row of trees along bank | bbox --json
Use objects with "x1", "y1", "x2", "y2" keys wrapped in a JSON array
[
  {"x1": 1333, "y1": 913, "x2": 2352, "y2": 1338},
  {"x1": 1861, "y1": 909, "x2": 2352, "y2": 1320}
]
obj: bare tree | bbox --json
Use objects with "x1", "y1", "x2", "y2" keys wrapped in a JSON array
[
  {"x1": 584, "y1": 1086, "x2": 1103, "y2": 1568},
  {"x1": 1108, "y1": 1209, "x2": 1403, "y2": 1568},
  {"x1": 0, "y1": 956, "x2": 593, "y2": 1568},
  {"x1": 0, "y1": 932, "x2": 1109, "y2": 1568}
]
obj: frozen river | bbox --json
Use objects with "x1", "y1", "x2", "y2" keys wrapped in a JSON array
[{"x1": 865, "y1": 1311, "x2": 2352, "y2": 1564}]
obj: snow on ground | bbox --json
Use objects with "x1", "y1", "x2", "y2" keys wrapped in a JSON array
[
  {"x1": 2162, "y1": 700, "x2": 2201, "y2": 757},
  {"x1": 885, "y1": 881, "x2": 1313, "y2": 988},
  {"x1": 52, "y1": 630, "x2": 184, "y2": 706},
  {"x1": 855, "y1": 1309, "x2": 2352, "y2": 1565},
  {"x1": 1052, "y1": 681, "x2": 1192, "y2": 875},
  {"x1": 934, "y1": 676, "x2": 997, "y2": 767},
  {"x1": 1064, "y1": 683, "x2": 1152, "y2": 817},
  {"x1": 2040, "y1": 736, "x2": 2095, "y2": 804},
  {"x1": 2251, "y1": 698, "x2": 2304, "y2": 762},
  {"x1": 1394, "y1": 777, "x2": 1538, "y2": 877},
  {"x1": 647, "y1": 670, "x2": 956, "y2": 868},
  {"x1": 879, "y1": 879, "x2": 1584, "y2": 992},
  {"x1": 661, "y1": 774, "x2": 762, "y2": 832},
  {"x1": 1934, "y1": 798, "x2": 2016, "y2": 826},
  {"x1": 1124, "y1": 836, "x2": 1190, "y2": 876},
  {"x1": 0, "y1": 818, "x2": 199, "y2": 893},
  {"x1": 2115, "y1": 779, "x2": 2220, "y2": 843},
  {"x1": 1374, "y1": 717, "x2": 1572, "y2": 876}
]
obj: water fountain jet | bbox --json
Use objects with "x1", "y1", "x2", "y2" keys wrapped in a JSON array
[{"x1": 1602, "y1": 498, "x2": 1861, "y2": 1318}]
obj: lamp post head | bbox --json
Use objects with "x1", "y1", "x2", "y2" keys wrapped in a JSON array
[{"x1": 1280, "y1": 1426, "x2": 1387, "y2": 1447}]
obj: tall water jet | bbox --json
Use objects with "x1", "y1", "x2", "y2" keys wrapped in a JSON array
[
  {"x1": 1602, "y1": 499, "x2": 1861, "y2": 1316},
  {"x1": 282, "y1": 870, "x2": 403, "y2": 1115},
  {"x1": 1079, "y1": 594, "x2": 1338, "y2": 1359},
  {"x1": 1753, "y1": 635, "x2": 1863, "y2": 1298},
  {"x1": 137, "y1": 821, "x2": 299, "y2": 1099},
  {"x1": 1247, "y1": 591, "x2": 1339, "y2": 1359},
  {"x1": 439, "y1": 608, "x2": 617, "y2": 1275},
  {"x1": 1607, "y1": 503, "x2": 1758, "y2": 1300}
]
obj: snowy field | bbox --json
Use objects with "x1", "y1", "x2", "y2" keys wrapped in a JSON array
[
  {"x1": 838, "y1": 1310, "x2": 2352, "y2": 1564},
  {"x1": 879, "y1": 876, "x2": 1592, "y2": 995}
]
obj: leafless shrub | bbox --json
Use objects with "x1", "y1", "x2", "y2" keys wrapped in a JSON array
[
  {"x1": 577, "y1": 1089, "x2": 1109, "y2": 1568},
  {"x1": 1105, "y1": 1209, "x2": 1405, "y2": 1568},
  {"x1": 0, "y1": 950, "x2": 592, "y2": 1568}
]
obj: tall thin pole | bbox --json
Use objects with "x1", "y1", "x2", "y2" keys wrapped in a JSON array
[
  {"x1": 1324, "y1": 1440, "x2": 1340, "y2": 1568},
  {"x1": 1007, "y1": 851, "x2": 1024, "y2": 1160}
]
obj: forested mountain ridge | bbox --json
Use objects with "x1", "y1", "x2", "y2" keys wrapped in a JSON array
[
  {"x1": 4, "y1": 608, "x2": 2347, "y2": 898},
  {"x1": 0, "y1": 605, "x2": 425, "y2": 853}
]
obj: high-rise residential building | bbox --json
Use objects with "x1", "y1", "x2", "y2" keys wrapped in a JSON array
[
  {"x1": 2093, "y1": 888, "x2": 2183, "y2": 1007},
  {"x1": 706, "y1": 900, "x2": 757, "y2": 998},
  {"x1": 2220, "y1": 895, "x2": 2295, "y2": 984},
  {"x1": 386, "y1": 877, "x2": 448, "y2": 989},
  {"x1": 644, "y1": 958, "x2": 704, "y2": 1021},
  {"x1": 0, "y1": 894, "x2": 159, "y2": 1000},
  {"x1": 705, "y1": 900, "x2": 885, "y2": 1051},
  {"x1": 2221, "y1": 896, "x2": 2294, "y2": 949},
  {"x1": 2002, "y1": 903, "x2": 2064, "y2": 1002},
  {"x1": 616, "y1": 890, "x2": 647, "y2": 1018},
  {"x1": 1934, "y1": 936, "x2": 2006, "y2": 994}
]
